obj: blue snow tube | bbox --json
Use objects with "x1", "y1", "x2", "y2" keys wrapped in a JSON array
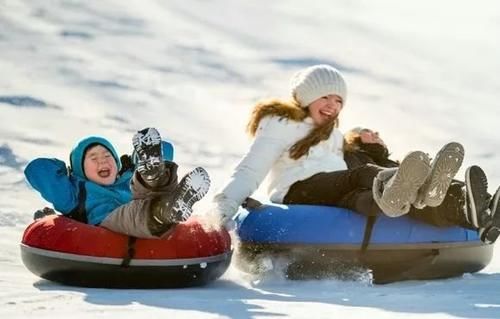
[{"x1": 235, "y1": 204, "x2": 493, "y2": 283}]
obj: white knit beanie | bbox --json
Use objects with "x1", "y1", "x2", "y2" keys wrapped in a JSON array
[{"x1": 290, "y1": 64, "x2": 347, "y2": 108}]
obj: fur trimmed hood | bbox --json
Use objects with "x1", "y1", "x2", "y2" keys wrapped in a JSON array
[{"x1": 246, "y1": 99, "x2": 307, "y2": 136}]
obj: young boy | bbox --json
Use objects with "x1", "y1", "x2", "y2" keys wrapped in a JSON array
[{"x1": 25, "y1": 128, "x2": 210, "y2": 238}]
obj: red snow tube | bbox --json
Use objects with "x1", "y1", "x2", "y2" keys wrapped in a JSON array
[{"x1": 21, "y1": 215, "x2": 232, "y2": 288}]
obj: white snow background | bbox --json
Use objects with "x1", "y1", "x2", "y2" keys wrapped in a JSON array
[{"x1": 1, "y1": 0, "x2": 500, "y2": 318}]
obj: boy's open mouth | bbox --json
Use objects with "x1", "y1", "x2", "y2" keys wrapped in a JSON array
[{"x1": 98, "y1": 169, "x2": 111, "y2": 178}]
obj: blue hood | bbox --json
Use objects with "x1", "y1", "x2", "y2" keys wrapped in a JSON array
[{"x1": 69, "y1": 136, "x2": 121, "y2": 180}]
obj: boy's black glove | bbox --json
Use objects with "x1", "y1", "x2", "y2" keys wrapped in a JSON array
[
  {"x1": 119, "y1": 154, "x2": 135, "y2": 175},
  {"x1": 33, "y1": 207, "x2": 56, "y2": 220}
]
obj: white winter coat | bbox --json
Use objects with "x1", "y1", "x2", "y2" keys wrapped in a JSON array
[{"x1": 213, "y1": 115, "x2": 347, "y2": 219}]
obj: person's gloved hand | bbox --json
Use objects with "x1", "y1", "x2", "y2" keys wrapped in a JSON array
[
  {"x1": 208, "y1": 195, "x2": 239, "y2": 230},
  {"x1": 242, "y1": 197, "x2": 263, "y2": 210}
]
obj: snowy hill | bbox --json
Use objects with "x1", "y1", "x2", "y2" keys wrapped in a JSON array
[{"x1": 1, "y1": 0, "x2": 500, "y2": 318}]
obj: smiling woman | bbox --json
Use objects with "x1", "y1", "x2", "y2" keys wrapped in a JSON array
[
  {"x1": 308, "y1": 94, "x2": 344, "y2": 126},
  {"x1": 208, "y1": 64, "x2": 446, "y2": 227}
]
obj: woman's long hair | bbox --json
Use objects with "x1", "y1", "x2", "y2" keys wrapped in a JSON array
[
  {"x1": 289, "y1": 116, "x2": 338, "y2": 160},
  {"x1": 246, "y1": 98, "x2": 339, "y2": 160}
]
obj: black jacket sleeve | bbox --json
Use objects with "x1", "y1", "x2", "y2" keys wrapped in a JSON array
[{"x1": 344, "y1": 143, "x2": 399, "y2": 169}]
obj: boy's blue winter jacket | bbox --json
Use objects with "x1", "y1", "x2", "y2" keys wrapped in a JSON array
[
  {"x1": 25, "y1": 158, "x2": 133, "y2": 225},
  {"x1": 24, "y1": 136, "x2": 174, "y2": 225}
]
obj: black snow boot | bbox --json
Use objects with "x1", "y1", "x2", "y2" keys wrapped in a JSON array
[
  {"x1": 151, "y1": 167, "x2": 211, "y2": 225},
  {"x1": 480, "y1": 186, "x2": 500, "y2": 244},
  {"x1": 464, "y1": 165, "x2": 491, "y2": 229},
  {"x1": 133, "y1": 127, "x2": 165, "y2": 183}
]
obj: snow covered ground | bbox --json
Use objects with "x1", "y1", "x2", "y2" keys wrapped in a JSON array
[{"x1": 1, "y1": 0, "x2": 500, "y2": 318}]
